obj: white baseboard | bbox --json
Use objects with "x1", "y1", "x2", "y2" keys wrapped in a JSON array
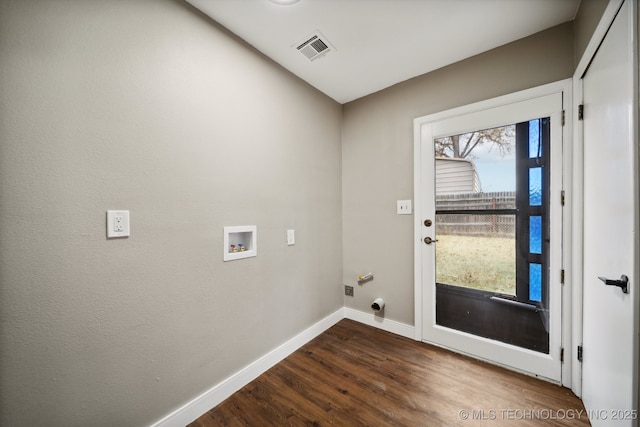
[
  {"x1": 343, "y1": 307, "x2": 415, "y2": 339},
  {"x1": 151, "y1": 308, "x2": 344, "y2": 427},
  {"x1": 151, "y1": 307, "x2": 414, "y2": 427}
]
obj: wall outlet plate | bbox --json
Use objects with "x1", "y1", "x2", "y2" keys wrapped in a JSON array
[{"x1": 107, "y1": 210, "x2": 130, "y2": 238}]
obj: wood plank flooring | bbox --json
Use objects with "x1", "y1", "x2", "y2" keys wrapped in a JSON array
[{"x1": 190, "y1": 319, "x2": 590, "y2": 426}]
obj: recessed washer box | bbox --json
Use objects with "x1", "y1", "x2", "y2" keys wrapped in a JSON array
[{"x1": 223, "y1": 225, "x2": 257, "y2": 261}]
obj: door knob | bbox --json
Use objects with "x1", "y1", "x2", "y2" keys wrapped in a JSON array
[
  {"x1": 424, "y1": 236, "x2": 438, "y2": 245},
  {"x1": 597, "y1": 275, "x2": 629, "y2": 294}
]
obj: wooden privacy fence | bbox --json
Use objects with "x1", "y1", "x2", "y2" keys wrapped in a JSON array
[{"x1": 436, "y1": 191, "x2": 516, "y2": 237}]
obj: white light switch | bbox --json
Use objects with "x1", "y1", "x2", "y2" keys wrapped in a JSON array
[
  {"x1": 397, "y1": 200, "x2": 412, "y2": 215},
  {"x1": 107, "y1": 210, "x2": 130, "y2": 238},
  {"x1": 287, "y1": 229, "x2": 295, "y2": 246}
]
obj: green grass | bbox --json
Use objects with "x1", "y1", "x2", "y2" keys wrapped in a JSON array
[{"x1": 435, "y1": 234, "x2": 515, "y2": 295}]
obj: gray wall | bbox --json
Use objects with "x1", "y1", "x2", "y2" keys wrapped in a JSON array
[
  {"x1": 0, "y1": 1, "x2": 342, "y2": 426},
  {"x1": 574, "y1": 0, "x2": 610, "y2": 66},
  {"x1": 341, "y1": 22, "x2": 574, "y2": 325}
]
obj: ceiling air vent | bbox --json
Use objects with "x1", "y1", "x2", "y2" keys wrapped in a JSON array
[{"x1": 295, "y1": 31, "x2": 333, "y2": 61}]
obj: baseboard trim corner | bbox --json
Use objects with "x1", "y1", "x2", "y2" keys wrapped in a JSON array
[
  {"x1": 343, "y1": 307, "x2": 415, "y2": 339},
  {"x1": 151, "y1": 308, "x2": 344, "y2": 427},
  {"x1": 151, "y1": 307, "x2": 415, "y2": 426}
]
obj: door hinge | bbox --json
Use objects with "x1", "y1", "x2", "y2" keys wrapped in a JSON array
[
  {"x1": 560, "y1": 269, "x2": 565, "y2": 284},
  {"x1": 578, "y1": 104, "x2": 584, "y2": 120},
  {"x1": 561, "y1": 190, "x2": 565, "y2": 206},
  {"x1": 577, "y1": 345, "x2": 583, "y2": 362},
  {"x1": 560, "y1": 347, "x2": 564, "y2": 363},
  {"x1": 562, "y1": 110, "x2": 565, "y2": 126}
]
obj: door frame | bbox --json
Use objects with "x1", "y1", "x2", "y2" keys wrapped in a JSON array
[
  {"x1": 413, "y1": 79, "x2": 573, "y2": 386},
  {"x1": 572, "y1": 0, "x2": 639, "y2": 405}
]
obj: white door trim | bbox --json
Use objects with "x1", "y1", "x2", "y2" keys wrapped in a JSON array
[
  {"x1": 571, "y1": 0, "x2": 639, "y2": 402},
  {"x1": 413, "y1": 79, "x2": 573, "y2": 386}
]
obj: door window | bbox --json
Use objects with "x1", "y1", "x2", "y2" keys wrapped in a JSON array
[
  {"x1": 434, "y1": 117, "x2": 551, "y2": 353},
  {"x1": 435, "y1": 118, "x2": 549, "y2": 306}
]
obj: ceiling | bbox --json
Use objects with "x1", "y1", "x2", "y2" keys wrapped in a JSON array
[{"x1": 186, "y1": 0, "x2": 581, "y2": 104}]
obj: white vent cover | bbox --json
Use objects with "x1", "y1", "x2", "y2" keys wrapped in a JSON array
[{"x1": 295, "y1": 31, "x2": 333, "y2": 61}]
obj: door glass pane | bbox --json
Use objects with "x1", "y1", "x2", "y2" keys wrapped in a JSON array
[
  {"x1": 433, "y1": 116, "x2": 551, "y2": 354},
  {"x1": 530, "y1": 216, "x2": 542, "y2": 254},
  {"x1": 434, "y1": 125, "x2": 516, "y2": 295},
  {"x1": 529, "y1": 263, "x2": 542, "y2": 302},
  {"x1": 529, "y1": 167, "x2": 542, "y2": 206},
  {"x1": 529, "y1": 119, "x2": 541, "y2": 158}
]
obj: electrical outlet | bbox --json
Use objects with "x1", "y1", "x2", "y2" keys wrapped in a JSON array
[
  {"x1": 345, "y1": 285, "x2": 354, "y2": 297},
  {"x1": 114, "y1": 215, "x2": 124, "y2": 232},
  {"x1": 107, "y1": 210, "x2": 130, "y2": 238}
]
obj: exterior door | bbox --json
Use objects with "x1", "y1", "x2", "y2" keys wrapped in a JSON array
[
  {"x1": 581, "y1": 0, "x2": 638, "y2": 424},
  {"x1": 414, "y1": 84, "x2": 568, "y2": 382}
]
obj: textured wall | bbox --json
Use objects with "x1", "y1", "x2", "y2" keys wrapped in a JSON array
[
  {"x1": 341, "y1": 22, "x2": 574, "y2": 326},
  {"x1": 0, "y1": 0, "x2": 342, "y2": 425}
]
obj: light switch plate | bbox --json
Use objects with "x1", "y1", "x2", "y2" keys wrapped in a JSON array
[
  {"x1": 397, "y1": 200, "x2": 412, "y2": 215},
  {"x1": 107, "y1": 210, "x2": 130, "y2": 238},
  {"x1": 287, "y1": 229, "x2": 295, "y2": 246}
]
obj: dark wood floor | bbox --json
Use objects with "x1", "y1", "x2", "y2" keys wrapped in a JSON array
[{"x1": 190, "y1": 319, "x2": 590, "y2": 426}]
